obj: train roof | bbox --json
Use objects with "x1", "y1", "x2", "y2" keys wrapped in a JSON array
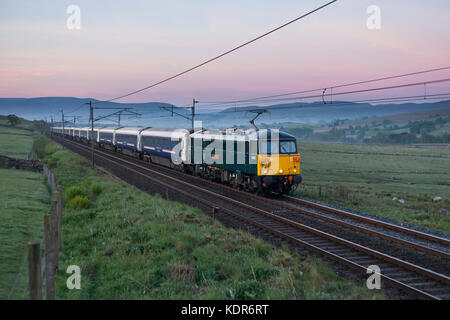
[
  {"x1": 191, "y1": 128, "x2": 296, "y2": 140},
  {"x1": 257, "y1": 129, "x2": 296, "y2": 140},
  {"x1": 115, "y1": 127, "x2": 143, "y2": 135},
  {"x1": 144, "y1": 127, "x2": 190, "y2": 132},
  {"x1": 63, "y1": 126, "x2": 295, "y2": 140},
  {"x1": 141, "y1": 127, "x2": 190, "y2": 138},
  {"x1": 97, "y1": 127, "x2": 117, "y2": 133}
]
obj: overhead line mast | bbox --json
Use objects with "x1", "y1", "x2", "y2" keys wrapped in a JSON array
[
  {"x1": 60, "y1": 109, "x2": 65, "y2": 146},
  {"x1": 160, "y1": 99, "x2": 198, "y2": 131}
]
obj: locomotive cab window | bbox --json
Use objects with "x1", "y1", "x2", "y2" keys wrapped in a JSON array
[
  {"x1": 259, "y1": 140, "x2": 296, "y2": 154},
  {"x1": 279, "y1": 140, "x2": 297, "y2": 154}
]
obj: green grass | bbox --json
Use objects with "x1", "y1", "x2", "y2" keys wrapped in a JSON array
[
  {"x1": 28, "y1": 135, "x2": 381, "y2": 299},
  {"x1": 0, "y1": 126, "x2": 34, "y2": 159},
  {"x1": 295, "y1": 142, "x2": 450, "y2": 233},
  {"x1": 0, "y1": 126, "x2": 32, "y2": 135},
  {"x1": 0, "y1": 168, "x2": 50, "y2": 299}
]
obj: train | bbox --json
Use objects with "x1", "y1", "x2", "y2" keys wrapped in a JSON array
[{"x1": 50, "y1": 126, "x2": 302, "y2": 194}]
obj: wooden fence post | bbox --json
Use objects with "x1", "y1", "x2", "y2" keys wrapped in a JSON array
[
  {"x1": 51, "y1": 197, "x2": 59, "y2": 269},
  {"x1": 56, "y1": 183, "x2": 63, "y2": 251},
  {"x1": 44, "y1": 215, "x2": 55, "y2": 300},
  {"x1": 51, "y1": 173, "x2": 56, "y2": 191},
  {"x1": 212, "y1": 207, "x2": 218, "y2": 219},
  {"x1": 28, "y1": 242, "x2": 42, "y2": 300}
]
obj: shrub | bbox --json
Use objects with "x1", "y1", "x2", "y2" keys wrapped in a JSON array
[
  {"x1": 66, "y1": 186, "x2": 87, "y2": 200},
  {"x1": 92, "y1": 184, "x2": 102, "y2": 196},
  {"x1": 44, "y1": 143, "x2": 59, "y2": 157},
  {"x1": 32, "y1": 136, "x2": 48, "y2": 159},
  {"x1": 68, "y1": 196, "x2": 91, "y2": 209},
  {"x1": 81, "y1": 179, "x2": 92, "y2": 188},
  {"x1": 47, "y1": 157, "x2": 58, "y2": 169}
]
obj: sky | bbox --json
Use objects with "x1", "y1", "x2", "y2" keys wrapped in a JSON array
[{"x1": 0, "y1": 0, "x2": 449, "y2": 106}]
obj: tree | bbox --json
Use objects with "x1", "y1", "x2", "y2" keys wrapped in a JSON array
[{"x1": 7, "y1": 114, "x2": 20, "y2": 126}]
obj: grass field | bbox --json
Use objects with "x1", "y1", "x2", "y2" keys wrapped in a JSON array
[
  {"x1": 0, "y1": 168, "x2": 50, "y2": 299},
  {"x1": 295, "y1": 142, "x2": 450, "y2": 233},
  {"x1": 0, "y1": 126, "x2": 32, "y2": 135},
  {"x1": 0, "y1": 125, "x2": 34, "y2": 159},
  {"x1": 28, "y1": 135, "x2": 381, "y2": 299}
]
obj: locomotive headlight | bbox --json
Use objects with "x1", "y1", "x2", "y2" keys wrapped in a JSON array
[{"x1": 279, "y1": 169, "x2": 283, "y2": 173}]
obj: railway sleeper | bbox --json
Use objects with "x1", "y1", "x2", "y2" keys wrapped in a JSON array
[
  {"x1": 350, "y1": 259, "x2": 381, "y2": 266},
  {"x1": 305, "y1": 239, "x2": 334, "y2": 245},
  {"x1": 416, "y1": 286, "x2": 450, "y2": 294},
  {"x1": 395, "y1": 275, "x2": 427, "y2": 282},
  {"x1": 412, "y1": 281, "x2": 445, "y2": 288}
]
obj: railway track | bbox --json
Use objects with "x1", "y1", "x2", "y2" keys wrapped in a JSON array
[
  {"x1": 67, "y1": 137, "x2": 450, "y2": 261},
  {"x1": 51, "y1": 135, "x2": 450, "y2": 299},
  {"x1": 281, "y1": 195, "x2": 450, "y2": 248}
]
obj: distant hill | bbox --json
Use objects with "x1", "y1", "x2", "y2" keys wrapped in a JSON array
[
  {"x1": 207, "y1": 100, "x2": 450, "y2": 128},
  {"x1": 0, "y1": 97, "x2": 175, "y2": 122},
  {"x1": 0, "y1": 97, "x2": 449, "y2": 129}
]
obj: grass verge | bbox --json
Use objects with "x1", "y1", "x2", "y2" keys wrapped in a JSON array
[{"x1": 0, "y1": 168, "x2": 50, "y2": 299}]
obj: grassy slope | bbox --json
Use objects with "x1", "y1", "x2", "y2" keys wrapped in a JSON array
[
  {"x1": 28, "y1": 136, "x2": 381, "y2": 299},
  {"x1": 0, "y1": 169, "x2": 50, "y2": 299},
  {"x1": 0, "y1": 123, "x2": 49, "y2": 299},
  {"x1": 296, "y1": 142, "x2": 450, "y2": 233}
]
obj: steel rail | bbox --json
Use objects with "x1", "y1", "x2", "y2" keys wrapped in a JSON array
[{"x1": 282, "y1": 195, "x2": 450, "y2": 247}]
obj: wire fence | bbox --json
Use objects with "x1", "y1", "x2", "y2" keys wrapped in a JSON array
[{"x1": 7, "y1": 163, "x2": 63, "y2": 300}]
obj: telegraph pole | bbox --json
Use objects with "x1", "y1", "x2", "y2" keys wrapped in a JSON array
[
  {"x1": 60, "y1": 109, "x2": 65, "y2": 145},
  {"x1": 89, "y1": 101, "x2": 94, "y2": 169},
  {"x1": 50, "y1": 115, "x2": 53, "y2": 136},
  {"x1": 192, "y1": 98, "x2": 198, "y2": 131}
]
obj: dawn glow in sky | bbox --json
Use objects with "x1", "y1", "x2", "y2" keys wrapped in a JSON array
[{"x1": 0, "y1": 0, "x2": 449, "y2": 105}]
